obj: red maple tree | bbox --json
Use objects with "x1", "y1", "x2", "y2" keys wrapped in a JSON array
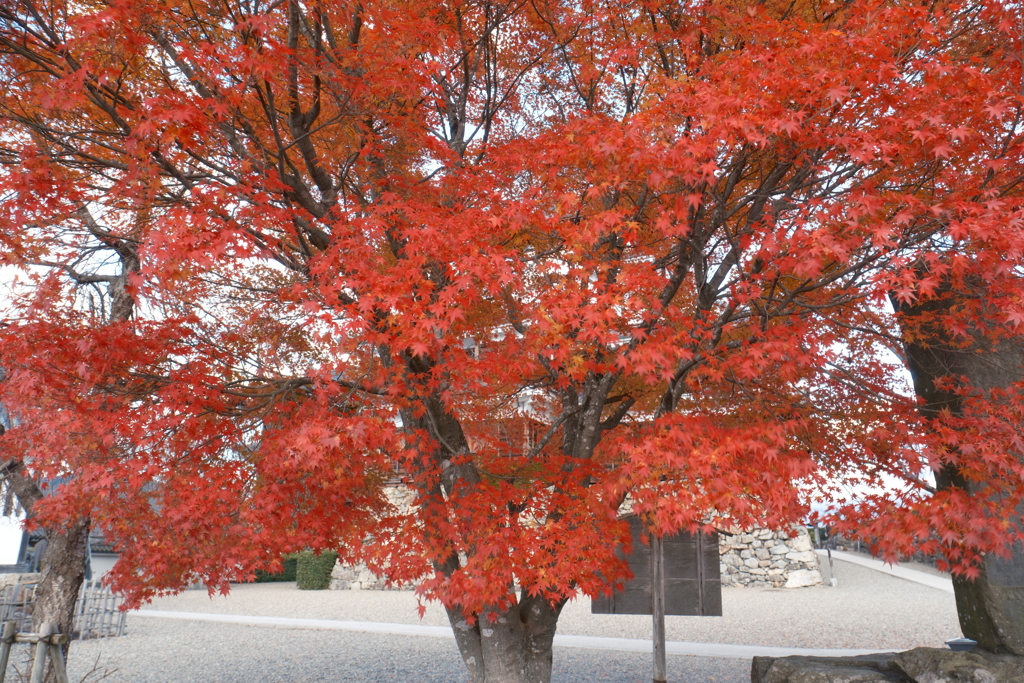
[{"x1": 2, "y1": 0, "x2": 1024, "y2": 680}]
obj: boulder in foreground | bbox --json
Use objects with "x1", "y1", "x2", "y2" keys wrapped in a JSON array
[{"x1": 751, "y1": 647, "x2": 1024, "y2": 683}]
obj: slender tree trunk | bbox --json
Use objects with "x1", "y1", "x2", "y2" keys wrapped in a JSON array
[
  {"x1": 0, "y1": 436, "x2": 91, "y2": 682},
  {"x1": 898, "y1": 294, "x2": 1024, "y2": 655},
  {"x1": 447, "y1": 593, "x2": 565, "y2": 683},
  {"x1": 0, "y1": 208, "x2": 136, "y2": 683},
  {"x1": 950, "y1": 545, "x2": 1024, "y2": 655},
  {"x1": 33, "y1": 518, "x2": 90, "y2": 680}
]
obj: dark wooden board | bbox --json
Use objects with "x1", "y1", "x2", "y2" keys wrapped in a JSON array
[{"x1": 591, "y1": 515, "x2": 722, "y2": 616}]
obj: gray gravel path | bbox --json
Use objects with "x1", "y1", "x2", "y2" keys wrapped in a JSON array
[
  {"x1": 62, "y1": 557, "x2": 960, "y2": 682},
  {"x1": 66, "y1": 619, "x2": 751, "y2": 683}
]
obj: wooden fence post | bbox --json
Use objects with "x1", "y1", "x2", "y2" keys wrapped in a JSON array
[
  {"x1": 0, "y1": 623, "x2": 71, "y2": 683},
  {"x1": 48, "y1": 634, "x2": 70, "y2": 683},
  {"x1": 29, "y1": 623, "x2": 51, "y2": 683},
  {"x1": 0, "y1": 621, "x2": 16, "y2": 683}
]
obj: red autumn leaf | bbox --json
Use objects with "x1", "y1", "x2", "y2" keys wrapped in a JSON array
[{"x1": 2, "y1": 0, "x2": 1024, "y2": 679}]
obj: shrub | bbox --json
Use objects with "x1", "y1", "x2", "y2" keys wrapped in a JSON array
[
  {"x1": 255, "y1": 554, "x2": 299, "y2": 583},
  {"x1": 296, "y1": 550, "x2": 338, "y2": 590}
]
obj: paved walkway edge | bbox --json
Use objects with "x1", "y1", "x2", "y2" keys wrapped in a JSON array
[
  {"x1": 819, "y1": 549, "x2": 954, "y2": 593},
  {"x1": 132, "y1": 610, "x2": 890, "y2": 660}
]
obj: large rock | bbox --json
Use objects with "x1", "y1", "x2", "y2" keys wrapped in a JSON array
[
  {"x1": 790, "y1": 532, "x2": 814, "y2": 553},
  {"x1": 892, "y1": 647, "x2": 1024, "y2": 682},
  {"x1": 751, "y1": 653, "x2": 904, "y2": 683},
  {"x1": 786, "y1": 550, "x2": 818, "y2": 564},
  {"x1": 783, "y1": 569, "x2": 822, "y2": 588},
  {"x1": 751, "y1": 648, "x2": 1024, "y2": 683}
]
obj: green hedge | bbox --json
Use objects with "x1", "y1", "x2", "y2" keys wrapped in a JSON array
[
  {"x1": 296, "y1": 550, "x2": 338, "y2": 590},
  {"x1": 254, "y1": 554, "x2": 299, "y2": 583}
]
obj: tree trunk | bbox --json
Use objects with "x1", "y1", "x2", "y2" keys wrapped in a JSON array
[
  {"x1": 33, "y1": 518, "x2": 91, "y2": 681},
  {"x1": 951, "y1": 546, "x2": 1024, "y2": 655},
  {"x1": 446, "y1": 593, "x2": 565, "y2": 683},
  {"x1": 0, "y1": 453, "x2": 90, "y2": 682},
  {"x1": 899, "y1": 295, "x2": 1024, "y2": 655},
  {"x1": 0, "y1": 208, "x2": 136, "y2": 682}
]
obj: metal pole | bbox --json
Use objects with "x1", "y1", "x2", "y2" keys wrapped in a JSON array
[
  {"x1": 827, "y1": 548, "x2": 837, "y2": 587},
  {"x1": 651, "y1": 533, "x2": 666, "y2": 683}
]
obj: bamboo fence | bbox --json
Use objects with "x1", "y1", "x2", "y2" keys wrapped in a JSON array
[{"x1": 0, "y1": 581, "x2": 125, "y2": 640}]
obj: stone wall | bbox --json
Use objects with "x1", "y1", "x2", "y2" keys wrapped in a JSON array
[
  {"x1": 330, "y1": 485, "x2": 822, "y2": 590},
  {"x1": 330, "y1": 485, "x2": 415, "y2": 590},
  {"x1": 0, "y1": 573, "x2": 38, "y2": 589},
  {"x1": 331, "y1": 563, "x2": 402, "y2": 590},
  {"x1": 719, "y1": 527, "x2": 822, "y2": 588}
]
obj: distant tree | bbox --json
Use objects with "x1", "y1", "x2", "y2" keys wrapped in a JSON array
[
  {"x1": 0, "y1": 204, "x2": 137, "y2": 682},
  {"x1": 2, "y1": 1, "x2": 1024, "y2": 681}
]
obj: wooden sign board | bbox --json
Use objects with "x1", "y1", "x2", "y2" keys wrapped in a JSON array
[{"x1": 591, "y1": 515, "x2": 722, "y2": 616}]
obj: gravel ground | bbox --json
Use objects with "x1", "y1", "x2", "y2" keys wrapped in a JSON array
[
  {"x1": 61, "y1": 558, "x2": 960, "y2": 683},
  {"x1": 65, "y1": 620, "x2": 750, "y2": 683},
  {"x1": 825, "y1": 549, "x2": 952, "y2": 579}
]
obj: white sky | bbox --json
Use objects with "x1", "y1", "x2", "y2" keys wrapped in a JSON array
[{"x1": 0, "y1": 514, "x2": 24, "y2": 565}]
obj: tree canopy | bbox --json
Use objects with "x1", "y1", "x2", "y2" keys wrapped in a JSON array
[{"x1": 2, "y1": 0, "x2": 1024, "y2": 680}]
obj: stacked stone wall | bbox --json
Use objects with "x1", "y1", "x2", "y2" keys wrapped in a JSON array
[
  {"x1": 330, "y1": 485, "x2": 415, "y2": 590},
  {"x1": 719, "y1": 527, "x2": 822, "y2": 588},
  {"x1": 329, "y1": 485, "x2": 822, "y2": 590}
]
